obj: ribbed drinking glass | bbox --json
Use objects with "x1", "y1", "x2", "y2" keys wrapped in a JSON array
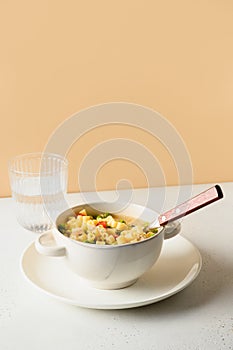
[{"x1": 8, "y1": 152, "x2": 68, "y2": 233}]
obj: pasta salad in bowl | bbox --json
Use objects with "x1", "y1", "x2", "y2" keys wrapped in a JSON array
[
  {"x1": 35, "y1": 202, "x2": 180, "y2": 290},
  {"x1": 58, "y1": 209, "x2": 159, "y2": 246}
]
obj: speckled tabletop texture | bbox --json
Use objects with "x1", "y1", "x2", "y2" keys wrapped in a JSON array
[{"x1": 1, "y1": 183, "x2": 232, "y2": 350}]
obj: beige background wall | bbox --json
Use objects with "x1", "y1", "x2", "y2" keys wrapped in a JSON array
[{"x1": 1, "y1": 0, "x2": 233, "y2": 197}]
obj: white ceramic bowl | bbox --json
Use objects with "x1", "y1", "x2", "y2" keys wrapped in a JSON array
[{"x1": 35, "y1": 202, "x2": 180, "y2": 289}]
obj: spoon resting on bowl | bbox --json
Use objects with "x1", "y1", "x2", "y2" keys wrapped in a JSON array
[{"x1": 146, "y1": 185, "x2": 223, "y2": 237}]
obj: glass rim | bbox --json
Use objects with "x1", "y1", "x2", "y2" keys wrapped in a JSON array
[{"x1": 8, "y1": 152, "x2": 68, "y2": 175}]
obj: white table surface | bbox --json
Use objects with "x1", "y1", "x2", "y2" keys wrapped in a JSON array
[{"x1": 0, "y1": 182, "x2": 233, "y2": 350}]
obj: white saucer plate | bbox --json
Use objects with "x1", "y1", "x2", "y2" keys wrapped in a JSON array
[{"x1": 20, "y1": 236, "x2": 202, "y2": 309}]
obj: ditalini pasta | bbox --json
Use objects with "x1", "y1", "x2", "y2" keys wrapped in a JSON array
[{"x1": 58, "y1": 209, "x2": 158, "y2": 245}]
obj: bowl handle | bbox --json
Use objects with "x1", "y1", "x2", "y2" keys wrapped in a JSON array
[
  {"x1": 35, "y1": 231, "x2": 66, "y2": 257},
  {"x1": 163, "y1": 221, "x2": 181, "y2": 239}
]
